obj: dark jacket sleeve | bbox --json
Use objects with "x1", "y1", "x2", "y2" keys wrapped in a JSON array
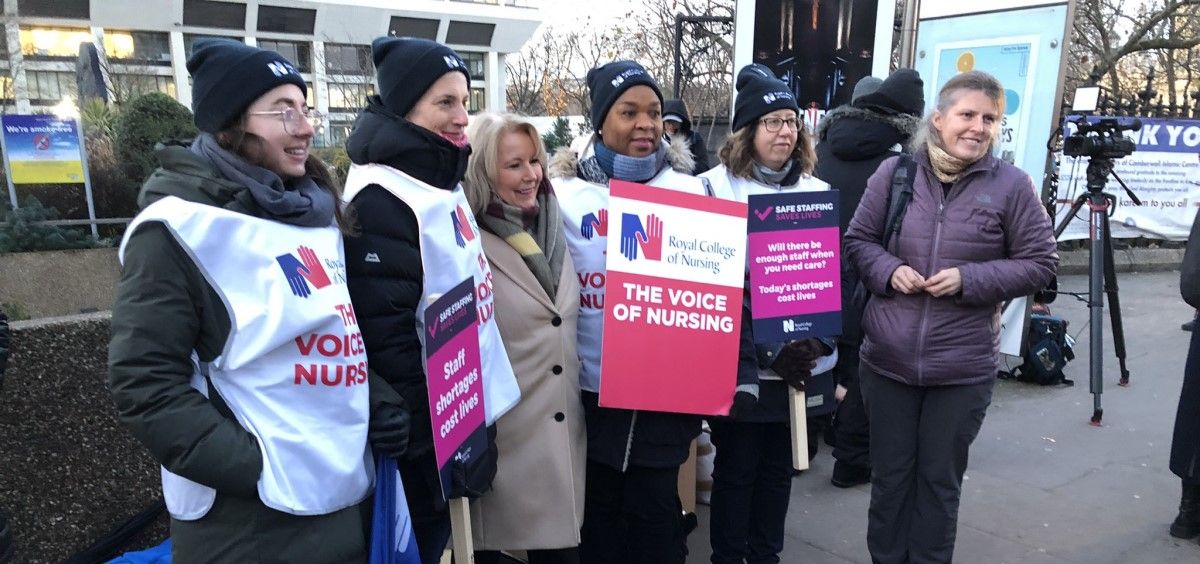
[
  {"x1": 344, "y1": 185, "x2": 434, "y2": 457},
  {"x1": 844, "y1": 157, "x2": 905, "y2": 297},
  {"x1": 956, "y1": 172, "x2": 1058, "y2": 306},
  {"x1": 107, "y1": 223, "x2": 262, "y2": 496},
  {"x1": 736, "y1": 284, "x2": 760, "y2": 395},
  {"x1": 689, "y1": 130, "x2": 711, "y2": 175}
]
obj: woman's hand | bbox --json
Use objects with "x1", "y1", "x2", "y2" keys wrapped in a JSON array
[
  {"x1": 925, "y1": 267, "x2": 962, "y2": 297},
  {"x1": 890, "y1": 265, "x2": 927, "y2": 294}
]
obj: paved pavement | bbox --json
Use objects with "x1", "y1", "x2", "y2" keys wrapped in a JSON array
[{"x1": 686, "y1": 271, "x2": 1200, "y2": 563}]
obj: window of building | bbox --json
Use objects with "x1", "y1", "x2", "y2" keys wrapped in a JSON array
[
  {"x1": 324, "y1": 43, "x2": 372, "y2": 75},
  {"x1": 184, "y1": 34, "x2": 242, "y2": 58},
  {"x1": 307, "y1": 82, "x2": 315, "y2": 108},
  {"x1": 183, "y1": 0, "x2": 247, "y2": 30},
  {"x1": 469, "y1": 87, "x2": 486, "y2": 113},
  {"x1": 0, "y1": 73, "x2": 14, "y2": 102},
  {"x1": 327, "y1": 120, "x2": 354, "y2": 147},
  {"x1": 103, "y1": 31, "x2": 172, "y2": 66},
  {"x1": 460, "y1": 52, "x2": 485, "y2": 81},
  {"x1": 388, "y1": 17, "x2": 439, "y2": 40},
  {"x1": 17, "y1": 0, "x2": 89, "y2": 19},
  {"x1": 25, "y1": 70, "x2": 77, "y2": 105},
  {"x1": 257, "y1": 5, "x2": 316, "y2": 35},
  {"x1": 327, "y1": 81, "x2": 374, "y2": 111},
  {"x1": 19, "y1": 27, "x2": 92, "y2": 60},
  {"x1": 258, "y1": 39, "x2": 312, "y2": 73},
  {"x1": 111, "y1": 74, "x2": 178, "y2": 100},
  {"x1": 445, "y1": 21, "x2": 495, "y2": 47}
]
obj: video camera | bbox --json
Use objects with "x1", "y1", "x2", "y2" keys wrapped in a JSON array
[{"x1": 1062, "y1": 116, "x2": 1140, "y2": 159}]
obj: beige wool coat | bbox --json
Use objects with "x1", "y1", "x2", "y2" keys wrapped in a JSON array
[{"x1": 469, "y1": 230, "x2": 587, "y2": 550}]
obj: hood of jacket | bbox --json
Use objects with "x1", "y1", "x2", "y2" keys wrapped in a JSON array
[
  {"x1": 345, "y1": 96, "x2": 471, "y2": 191},
  {"x1": 548, "y1": 133, "x2": 695, "y2": 181},
  {"x1": 663, "y1": 99, "x2": 693, "y2": 132},
  {"x1": 817, "y1": 105, "x2": 920, "y2": 162},
  {"x1": 138, "y1": 141, "x2": 264, "y2": 215}
]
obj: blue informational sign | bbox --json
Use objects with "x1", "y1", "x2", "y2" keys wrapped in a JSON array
[{"x1": 1, "y1": 114, "x2": 85, "y2": 184}]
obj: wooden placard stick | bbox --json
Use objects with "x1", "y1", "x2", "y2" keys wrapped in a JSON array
[
  {"x1": 449, "y1": 497, "x2": 474, "y2": 563},
  {"x1": 789, "y1": 388, "x2": 809, "y2": 471}
]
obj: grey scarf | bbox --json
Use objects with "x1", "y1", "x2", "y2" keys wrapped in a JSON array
[
  {"x1": 751, "y1": 160, "x2": 795, "y2": 187},
  {"x1": 190, "y1": 133, "x2": 335, "y2": 227}
]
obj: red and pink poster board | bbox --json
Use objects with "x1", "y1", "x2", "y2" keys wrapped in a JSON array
[{"x1": 599, "y1": 180, "x2": 748, "y2": 416}]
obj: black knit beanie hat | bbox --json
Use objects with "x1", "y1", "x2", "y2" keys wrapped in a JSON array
[
  {"x1": 586, "y1": 60, "x2": 663, "y2": 130},
  {"x1": 732, "y1": 64, "x2": 799, "y2": 132},
  {"x1": 372, "y1": 36, "x2": 470, "y2": 118},
  {"x1": 853, "y1": 68, "x2": 925, "y2": 117},
  {"x1": 186, "y1": 38, "x2": 308, "y2": 134}
]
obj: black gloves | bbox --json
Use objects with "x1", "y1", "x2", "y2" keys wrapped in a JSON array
[
  {"x1": 772, "y1": 338, "x2": 833, "y2": 391},
  {"x1": 446, "y1": 423, "x2": 498, "y2": 499},
  {"x1": 368, "y1": 401, "x2": 411, "y2": 461},
  {"x1": 728, "y1": 390, "x2": 758, "y2": 419}
]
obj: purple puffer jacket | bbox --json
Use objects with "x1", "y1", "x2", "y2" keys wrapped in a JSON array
[{"x1": 844, "y1": 149, "x2": 1058, "y2": 387}]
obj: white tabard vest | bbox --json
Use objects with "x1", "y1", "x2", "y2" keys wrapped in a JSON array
[
  {"x1": 344, "y1": 164, "x2": 519, "y2": 424},
  {"x1": 701, "y1": 164, "x2": 839, "y2": 375},
  {"x1": 119, "y1": 196, "x2": 372, "y2": 520},
  {"x1": 555, "y1": 160, "x2": 709, "y2": 392}
]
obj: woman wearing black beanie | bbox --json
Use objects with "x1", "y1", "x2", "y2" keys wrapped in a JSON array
[
  {"x1": 701, "y1": 63, "x2": 838, "y2": 564},
  {"x1": 548, "y1": 59, "x2": 709, "y2": 564},
  {"x1": 108, "y1": 38, "x2": 410, "y2": 562},
  {"x1": 341, "y1": 36, "x2": 521, "y2": 564}
]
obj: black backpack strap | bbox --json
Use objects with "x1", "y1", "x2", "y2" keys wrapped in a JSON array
[{"x1": 881, "y1": 154, "x2": 917, "y2": 250}]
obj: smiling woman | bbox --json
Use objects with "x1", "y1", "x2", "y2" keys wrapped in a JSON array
[
  {"x1": 108, "y1": 38, "x2": 409, "y2": 563},
  {"x1": 546, "y1": 59, "x2": 713, "y2": 564},
  {"x1": 844, "y1": 70, "x2": 1058, "y2": 563}
]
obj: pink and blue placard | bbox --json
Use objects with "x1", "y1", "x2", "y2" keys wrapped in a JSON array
[
  {"x1": 746, "y1": 191, "x2": 841, "y2": 343},
  {"x1": 423, "y1": 277, "x2": 488, "y2": 500}
]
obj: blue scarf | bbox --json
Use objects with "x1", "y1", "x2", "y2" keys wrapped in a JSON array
[{"x1": 581, "y1": 141, "x2": 667, "y2": 184}]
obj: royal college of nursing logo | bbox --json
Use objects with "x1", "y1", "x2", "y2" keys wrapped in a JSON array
[
  {"x1": 276, "y1": 246, "x2": 332, "y2": 298},
  {"x1": 762, "y1": 91, "x2": 793, "y2": 104},
  {"x1": 451, "y1": 204, "x2": 477, "y2": 248},
  {"x1": 619, "y1": 213, "x2": 663, "y2": 261},
  {"x1": 580, "y1": 209, "x2": 608, "y2": 240}
]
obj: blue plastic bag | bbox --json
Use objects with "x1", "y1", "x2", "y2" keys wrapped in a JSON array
[
  {"x1": 106, "y1": 539, "x2": 171, "y2": 563},
  {"x1": 370, "y1": 453, "x2": 421, "y2": 563}
]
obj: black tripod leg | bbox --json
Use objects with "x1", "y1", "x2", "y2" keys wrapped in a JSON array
[
  {"x1": 1102, "y1": 214, "x2": 1132, "y2": 386},
  {"x1": 1088, "y1": 196, "x2": 1105, "y2": 426},
  {"x1": 1054, "y1": 194, "x2": 1088, "y2": 240}
]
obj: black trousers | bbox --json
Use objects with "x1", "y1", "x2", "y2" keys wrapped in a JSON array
[
  {"x1": 580, "y1": 461, "x2": 686, "y2": 564},
  {"x1": 859, "y1": 366, "x2": 993, "y2": 564},
  {"x1": 398, "y1": 451, "x2": 451, "y2": 564},
  {"x1": 832, "y1": 343, "x2": 871, "y2": 470},
  {"x1": 708, "y1": 420, "x2": 793, "y2": 564}
]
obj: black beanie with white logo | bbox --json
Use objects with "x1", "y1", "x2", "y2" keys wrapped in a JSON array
[
  {"x1": 186, "y1": 38, "x2": 307, "y2": 133},
  {"x1": 372, "y1": 36, "x2": 470, "y2": 118},
  {"x1": 586, "y1": 60, "x2": 663, "y2": 130},
  {"x1": 732, "y1": 64, "x2": 799, "y2": 132}
]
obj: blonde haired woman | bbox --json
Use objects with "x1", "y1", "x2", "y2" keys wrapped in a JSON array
[
  {"x1": 845, "y1": 70, "x2": 1057, "y2": 563},
  {"x1": 463, "y1": 113, "x2": 585, "y2": 564}
]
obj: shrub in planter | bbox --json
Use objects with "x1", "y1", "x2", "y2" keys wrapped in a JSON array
[
  {"x1": 0, "y1": 198, "x2": 109, "y2": 252},
  {"x1": 114, "y1": 93, "x2": 197, "y2": 189}
]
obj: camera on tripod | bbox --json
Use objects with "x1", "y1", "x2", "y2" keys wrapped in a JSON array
[{"x1": 1062, "y1": 116, "x2": 1141, "y2": 159}]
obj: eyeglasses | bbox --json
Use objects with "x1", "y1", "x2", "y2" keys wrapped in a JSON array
[
  {"x1": 248, "y1": 107, "x2": 324, "y2": 135},
  {"x1": 759, "y1": 117, "x2": 799, "y2": 133}
]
